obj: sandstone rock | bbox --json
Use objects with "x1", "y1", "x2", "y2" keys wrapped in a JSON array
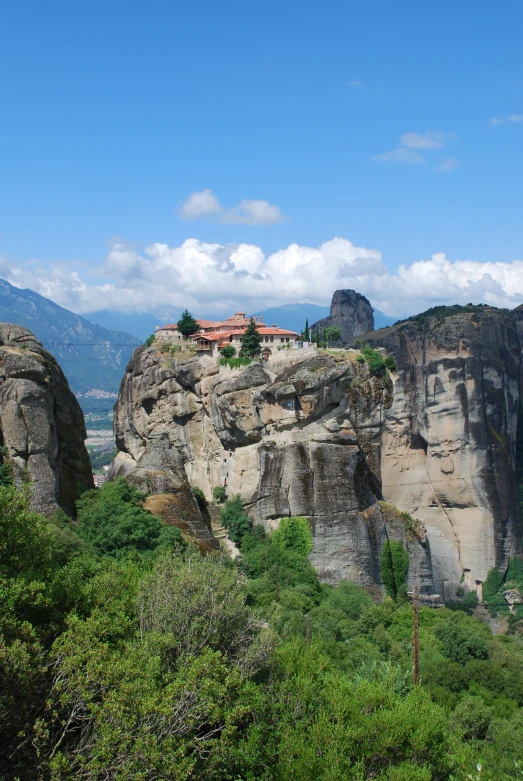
[
  {"x1": 0, "y1": 323, "x2": 93, "y2": 515},
  {"x1": 359, "y1": 306, "x2": 522, "y2": 597},
  {"x1": 112, "y1": 342, "x2": 433, "y2": 590},
  {"x1": 311, "y1": 289, "x2": 374, "y2": 343}
]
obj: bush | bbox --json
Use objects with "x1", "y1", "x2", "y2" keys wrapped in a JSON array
[
  {"x1": 219, "y1": 356, "x2": 251, "y2": 369},
  {"x1": 220, "y1": 495, "x2": 252, "y2": 543},
  {"x1": 76, "y1": 477, "x2": 184, "y2": 557},
  {"x1": 272, "y1": 516, "x2": 313, "y2": 556},
  {"x1": 433, "y1": 621, "x2": 489, "y2": 665},
  {"x1": 219, "y1": 344, "x2": 236, "y2": 359},
  {"x1": 213, "y1": 486, "x2": 227, "y2": 503},
  {"x1": 380, "y1": 540, "x2": 409, "y2": 600},
  {"x1": 360, "y1": 345, "x2": 387, "y2": 377},
  {"x1": 385, "y1": 354, "x2": 397, "y2": 372},
  {"x1": 145, "y1": 334, "x2": 155, "y2": 347}
]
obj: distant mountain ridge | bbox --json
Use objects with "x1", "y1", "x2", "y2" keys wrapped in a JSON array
[
  {"x1": 84, "y1": 303, "x2": 397, "y2": 342},
  {"x1": 0, "y1": 278, "x2": 141, "y2": 394}
]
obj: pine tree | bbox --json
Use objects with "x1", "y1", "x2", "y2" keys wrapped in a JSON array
[
  {"x1": 239, "y1": 318, "x2": 262, "y2": 358},
  {"x1": 304, "y1": 318, "x2": 310, "y2": 341},
  {"x1": 322, "y1": 327, "x2": 327, "y2": 348},
  {"x1": 177, "y1": 309, "x2": 199, "y2": 338}
]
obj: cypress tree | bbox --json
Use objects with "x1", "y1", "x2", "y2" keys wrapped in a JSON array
[
  {"x1": 304, "y1": 318, "x2": 310, "y2": 341},
  {"x1": 239, "y1": 318, "x2": 262, "y2": 358},
  {"x1": 177, "y1": 309, "x2": 199, "y2": 338}
]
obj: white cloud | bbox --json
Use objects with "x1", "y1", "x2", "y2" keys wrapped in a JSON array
[
  {"x1": 178, "y1": 189, "x2": 288, "y2": 225},
  {"x1": 374, "y1": 130, "x2": 456, "y2": 165},
  {"x1": 178, "y1": 189, "x2": 222, "y2": 220},
  {"x1": 347, "y1": 79, "x2": 363, "y2": 88},
  {"x1": 372, "y1": 148, "x2": 426, "y2": 164},
  {"x1": 2, "y1": 239, "x2": 523, "y2": 322},
  {"x1": 491, "y1": 114, "x2": 523, "y2": 126},
  {"x1": 436, "y1": 157, "x2": 460, "y2": 172},
  {"x1": 400, "y1": 132, "x2": 447, "y2": 149}
]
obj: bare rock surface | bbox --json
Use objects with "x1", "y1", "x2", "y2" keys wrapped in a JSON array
[
  {"x1": 359, "y1": 306, "x2": 522, "y2": 598},
  {"x1": 0, "y1": 323, "x2": 93, "y2": 515},
  {"x1": 311, "y1": 289, "x2": 374, "y2": 343},
  {"x1": 113, "y1": 343, "x2": 434, "y2": 589}
]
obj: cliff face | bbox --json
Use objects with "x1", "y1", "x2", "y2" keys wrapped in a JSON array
[
  {"x1": 311, "y1": 289, "x2": 374, "y2": 343},
  {"x1": 0, "y1": 323, "x2": 93, "y2": 516},
  {"x1": 360, "y1": 307, "x2": 522, "y2": 598},
  {"x1": 113, "y1": 345, "x2": 434, "y2": 590}
]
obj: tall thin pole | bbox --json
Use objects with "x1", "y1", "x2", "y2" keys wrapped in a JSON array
[
  {"x1": 306, "y1": 613, "x2": 311, "y2": 646},
  {"x1": 275, "y1": 563, "x2": 279, "y2": 602},
  {"x1": 413, "y1": 586, "x2": 419, "y2": 686}
]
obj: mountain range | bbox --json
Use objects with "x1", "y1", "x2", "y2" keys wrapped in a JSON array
[{"x1": 0, "y1": 279, "x2": 141, "y2": 395}]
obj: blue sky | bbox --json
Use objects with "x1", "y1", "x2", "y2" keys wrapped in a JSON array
[{"x1": 1, "y1": 0, "x2": 522, "y2": 318}]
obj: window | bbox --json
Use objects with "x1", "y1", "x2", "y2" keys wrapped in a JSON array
[
  {"x1": 270, "y1": 336, "x2": 273, "y2": 342},
  {"x1": 280, "y1": 338, "x2": 284, "y2": 343},
  {"x1": 286, "y1": 338, "x2": 289, "y2": 343}
]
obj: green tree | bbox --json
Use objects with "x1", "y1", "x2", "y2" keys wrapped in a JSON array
[
  {"x1": 177, "y1": 308, "x2": 199, "y2": 338},
  {"x1": 433, "y1": 621, "x2": 489, "y2": 665},
  {"x1": 325, "y1": 326, "x2": 342, "y2": 346},
  {"x1": 272, "y1": 516, "x2": 313, "y2": 556},
  {"x1": 76, "y1": 478, "x2": 184, "y2": 556},
  {"x1": 219, "y1": 344, "x2": 236, "y2": 359},
  {"x1": 239, "y1": 317, "x2": 262, "y2": 358},
  {"x1": 304, "y1": 318, "x2": 310, "y2": 341},
  {"x1": 220, "y1": 494, "x2": 252, "y2": 543},
  {"x1": 380, "y1": 540, "x2": 409, "y2": 600}
]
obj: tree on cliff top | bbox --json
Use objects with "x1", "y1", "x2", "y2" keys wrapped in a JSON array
[
  {"x1": 177, "y1": 309, "x2": 199, "y2": 338},
  {"x1": 239, "y1": 317, "x2": 262, "y2": 358}
]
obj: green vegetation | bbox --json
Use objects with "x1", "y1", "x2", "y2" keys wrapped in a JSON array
[
  {"x1": 399, "y1": 303, "x2": 492, "y2": 329},
  {"x1": 219, "y1": 344, "x2": 236, "y2": 359},
  {"x1": 239, "y1": 316, "x2": 262, "y2": 358},
  {"x1": 145, "y1": 333, "x2": 155, "y2": 346},
  {"x1": 380, "y1": 540, "x2": 409, "y2": 600},
  {"x1": 219, "y1": 494, "x2": 252, "y2": 543},
  {"x1": 303, "y1": 317, "x2": 310, "y2": 341},
  {"x1": 177, "y1": 308, "x2": 200, "y2": 337},
  {"x1": 1, "y1": 481, "x2": 523, "y2": 780},
  {"x1": 325, "y1": 325, "x2": 342, "y2": 344},
  {"x1": 219, "y1": 355, "x2": 251, "y2": 368},
  {"x1": 76, "y1": 477, "x2": 184, "y2": 557},
  {"x1": 360, "y1": 344, "x2": 388, "y2": 376},
  {"x1": 0, "y1": 444, "x2": 13, "y2": 487},
  {"x1": 212, "y1": 485, "x2": 227, "y2": 503}
]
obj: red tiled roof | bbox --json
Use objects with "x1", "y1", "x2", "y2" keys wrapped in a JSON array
[
  {"x1": 191, "y1": 331, "x2": 236, "y2": 342},
  {"x1": 197, "y1": 319, "x2": 222, "y2": 328},
  {"x1": 159, "y1": 324, "x2": 179, "y2": 330},
  {"x1": 258, "y1": 327, "x2": 299, "y2": 336}
]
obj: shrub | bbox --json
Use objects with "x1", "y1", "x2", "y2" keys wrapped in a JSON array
[
  {"x1": 272, "y1": 516, "x2": 313, "y2": 557},
  {"x1": 380, "y1": 540, "x2": 409, "y2": 600},
  {"x1": 145, "y1": 334, "x2": 155, "y2": 347},
  {"x1": 220, "y1": 356, "x2": 251, "y2": 368},
  {"x1": 213, "y1": 486, "x2": 227, "y2": 503},
  {"x1": 76, "y1": 477, "x2": 184, "y2": 557},
  {"x1": 220, "y1": 495, "x2": 252, "y2": 543},
  {"x1": 433, "y1": 621, "x2": 489, "y2": 665},
  {"x1": 361, "y1": 345, "x2": 387, "y2": 377},
  {"x1": 385, "y1": 354, "x2": 397, "y2": 372},
  {"x1": 219, "y1": 344, "x2": 236, "y2": 359}
]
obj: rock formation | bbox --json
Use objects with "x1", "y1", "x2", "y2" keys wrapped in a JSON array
[
  {"x1": 112, "y1": 343, "x2": 434, "y2": 590},
  {"x1": 311, "y1": 289, "x2": 374, "y2": 343},
  {"x1": 0, "y1": 323, "x2": 93, "y2": 516},
  {"x1": 358, "y1": 306, "x2": 522, "y2": 598}
]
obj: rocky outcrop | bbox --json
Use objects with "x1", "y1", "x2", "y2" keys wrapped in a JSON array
[
  {"x1": 112, "y1": 343, "x2": 435, "y2": 590},
  {"x1": 359, "y1": 306, "x2": 522, "y2": 598},
  {"x1": 311, "y1": 289, "x2": 374, "y2": 343},
  {"x1": 0, "y1": 323, "x2": 93, "y2": 516}
]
